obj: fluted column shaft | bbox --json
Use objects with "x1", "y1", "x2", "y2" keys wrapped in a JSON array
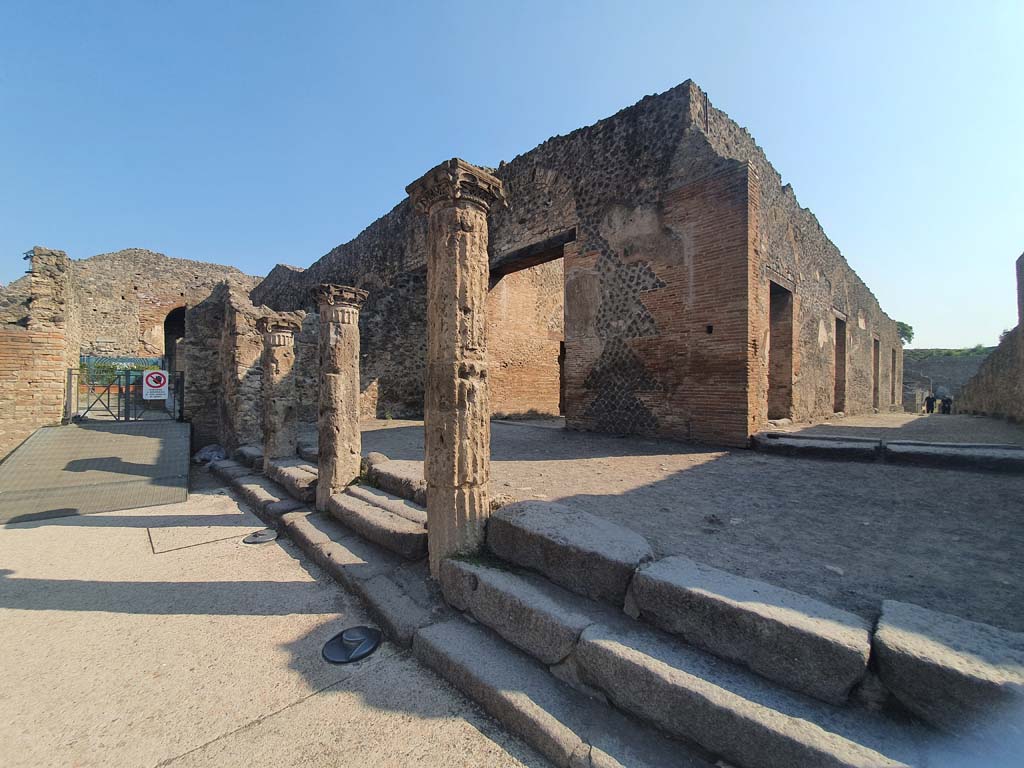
[
  {"x1": 260, "y1": 319, "x2": 300, "y2": 470},
  {"x1": 313, "y1": 285, "x2": 367, "y2": 512},
  {"x1": 407, "y1": 158, "x2": 506, "y2": 577}
]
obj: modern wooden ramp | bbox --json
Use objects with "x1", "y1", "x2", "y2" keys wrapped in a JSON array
[{"x1": 0, "y1": 421, "x2": 189, "y2": 524}]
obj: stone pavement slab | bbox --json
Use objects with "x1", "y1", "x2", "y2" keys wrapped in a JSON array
[{"x1": 0, "y1": 468, "x2": 545, "y2": 768}]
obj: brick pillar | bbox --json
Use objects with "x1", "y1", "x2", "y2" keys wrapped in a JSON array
[
  {"x1": 259, "y1": 317, "x2": 301, "y2": 469},
  {"x1": 312, "y1": 284, "x2": 368, "y2": 512},
  {"x1": 407, "y1": 158, "x2": 506, "y2": 578}
]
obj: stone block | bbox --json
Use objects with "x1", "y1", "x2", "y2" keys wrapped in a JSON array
[
  {"x1": 366, "y1": 459, "x2": 426, "y2": 506},
  {"x1": 328, "y1": 492, "x2": 427, "y2": 560},
  {"x1": 439, "y1": 559, "x2": 593, "y2": 665},
  {"x1": 487, "y1": 501, "x2": 653, "y2": 605},
  {"x1": 355, "y1": 574, "x2": 436, "y2": 648},
  {"x1": 873, "y1": 600, "x2": 1024, "y2": 733},
  {"x1": 575, "y1": 620, "x2": 917, "y2": 768},
  {"x1": 626, "y1": 555, "x2": 871, "y2": 704},
  {"x1": 414, "y1": 619, "x2": 709, "y2": 768}
]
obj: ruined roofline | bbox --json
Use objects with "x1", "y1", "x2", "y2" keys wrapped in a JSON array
[
  {"x1": 687, "y1": 82, "x2": 899, "y2": 328},
  {"x1": 77, "y1": 247, "x2": 260, "y2": 279},
  {"x1": 294, "y1": 79, "x2": 703, "y2": 280}
]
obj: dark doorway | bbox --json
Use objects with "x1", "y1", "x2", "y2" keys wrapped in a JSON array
[
  {"x1": 834, "y1": 318, "x2": 847, "y2": 413},
  {"x1": 890, "y1": 348, "x2": 897, "y2": 406},
  {"x1": 164, "y1": 307, "x2": 186, "y2": 373},
  {"x1": 768, "y1": 282, "x2": 794, "y2": 420},
  {"x1": 872, "y1": 337, "x2": 881, "y2": 409}
]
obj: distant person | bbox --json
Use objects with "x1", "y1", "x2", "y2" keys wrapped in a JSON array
[
  {"x1": 925, "y1": 394, "x2": 936, "y2": 414},
  {"x1": 941, "y1": 397, "x2": 952, "y2": 415}
]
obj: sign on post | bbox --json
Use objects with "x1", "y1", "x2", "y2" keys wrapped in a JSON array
[{"x1": 143, "y1": 370, "x2": 169, "y2": 400}]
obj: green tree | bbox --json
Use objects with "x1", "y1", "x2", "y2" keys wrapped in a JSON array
[{"x1": 896, "y1": 321, "x2": 914, "y2": 345}]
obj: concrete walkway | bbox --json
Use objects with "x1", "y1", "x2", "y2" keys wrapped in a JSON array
[
  {"x1": 0, "y1": 421, "x2": 189, "y2": 524},
  {"x1": 0, "y1": 470, "x2": 543, "y2": 768}
]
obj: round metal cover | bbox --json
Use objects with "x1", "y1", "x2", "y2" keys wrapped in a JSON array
[
  {"x1": 322, "y1": 626, "x2": 382, "y2": 664},
  {"x1": 243, "y1": 528, "x2": 278, "y2": 545}
]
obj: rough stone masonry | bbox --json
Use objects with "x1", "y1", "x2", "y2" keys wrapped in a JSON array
[{"x1": 1, "y1": 80, "x2": 909, "y2": 458}]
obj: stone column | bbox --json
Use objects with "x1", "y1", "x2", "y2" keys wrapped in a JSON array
[
  {"x1": 259, "y1": 316, "x2": 301, "y2": 470},
  {"x1": 312, "y1": 284, "x2": 368, "y2": 511},
  {"x1": 406, "y1": 158, "x2": 506, "y2": 577}
]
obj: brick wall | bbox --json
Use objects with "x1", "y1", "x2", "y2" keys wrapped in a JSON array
[
  {"x1": 0, "y1": 327, "x2": 67, "y2": 458},
  {"x1": 487, "y1": 259, "x2": 564, "y2": 417}
]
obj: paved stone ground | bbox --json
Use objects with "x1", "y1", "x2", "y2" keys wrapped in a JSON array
[
  {"x1": 363, "y1": 419, "x2": 1024, "y2": 632},
  {"x1": 0, "y1": 469, "x2": 544, "y2": 768},
  {"x1": 0, "y1": 421, "x2": 190, "y2": 523},
  {"x1": 775, "y1": 412, "x2": 1024, "y2": 445}
]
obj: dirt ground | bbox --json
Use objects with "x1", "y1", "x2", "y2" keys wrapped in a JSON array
[{"x1": 362, "y1": 417, "x2": 1024, "y2": 633}]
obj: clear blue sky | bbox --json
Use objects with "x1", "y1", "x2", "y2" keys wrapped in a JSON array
[{"x1": 1, "y1": 1, "x2": 1021, "y2": 348}]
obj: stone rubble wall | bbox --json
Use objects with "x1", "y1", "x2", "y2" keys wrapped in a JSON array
[
  {"x1": 902, "y1": 350, "x2": 992, "y2": 411},
  {"x1": 956, "y1": 255, "x2": 1024, "y2": 423},
  {"x1": 65, "y1": 248, "x2": 259, "y2": 357},
  {"x1": 246, "y1": 80, "x2": 901, "y2": 445}
]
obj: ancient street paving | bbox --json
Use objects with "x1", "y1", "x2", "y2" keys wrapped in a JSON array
[
  {"x1": 773, "y1": 411, "x2": 1024, "y2": 445},
  {"x1": 0, "y1": 421, "x2": 189, "y2": 524},
  {"x1": 0, "y1": 469, "x2": 544, "y2": 768},
  {"x1": 363, "y1": 419, "x2": 1024, "y2": 633}
]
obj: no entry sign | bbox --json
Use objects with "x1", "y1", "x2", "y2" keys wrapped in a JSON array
[{"x1": 143, "y1": 370, "x2": 169, "y2": 400}]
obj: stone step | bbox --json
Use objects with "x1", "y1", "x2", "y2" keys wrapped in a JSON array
[
  {"x1": 438, "y1": 559, "x2": 933, "y2": 768},
  {"x1": 486, "y1": 500, "x2": 654, "y2": 605},
  {"x1": 363, "y1": 456, "x2": 427, "y2": 506},
  {"x1": 346, "y1": 483, "x2": 428, "y2": 527},
  {"x1": 232, "y1": 444, "x2": 263, "y2": 469},
  {"x1": 327, "y1": 490, "x2": 427, "y2": 560},
  {"x1": 265, "y1": 457, "x2": 318, "y2": 503},
  {"x1": 209, "y1": 460, "x2": 307, "y2": 521},
  {"x1": 625, "y1": 555, "x2": 872, "y2": 704},
  {"x1": 751, "y1": 433, "x2": 883, "y2": 462},
  {"x1": 296, "y1": 435, "x2": 319, "y2": 462},
  {"x1": 872, "y1": 599, "x2": 1024, "y2": 733},
  {"x1": 414, "y1": 618, "x2": 715, "y2": 768}
]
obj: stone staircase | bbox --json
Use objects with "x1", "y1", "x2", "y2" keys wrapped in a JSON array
[{"x1": 211, "y1": 445, "x2": 1023, "y2": 768}]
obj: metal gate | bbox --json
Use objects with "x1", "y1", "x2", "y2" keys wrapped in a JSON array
[{"x1": 65, "y1": 368, "x2": 185, "y2": 422}]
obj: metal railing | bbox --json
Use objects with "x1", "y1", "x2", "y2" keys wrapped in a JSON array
[{"x1": 64, "y1": 369, "x2": 185, "y2": 423}]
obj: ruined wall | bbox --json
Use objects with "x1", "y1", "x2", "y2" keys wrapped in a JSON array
[
  {"x1": 695, "y1": 88, "x2": 903, "y2": 424},
  {"x1": 902, "y1": 348, "x2": 993, "y2": 410},
  {"x1": 248, "y1": 80, "x2": 902, "y2": 445},
  {"x1": 487, "y1": 259, "x2": 564, "y2": 418},
  {"x1": 68, "y1": 249, "x2": 258, "y2": 357},
  {"x1": 957, "y1": 255, "x2": 1024, "y2": 422},
  {"x1": 0, "y1": 248, "x2": 74, "y2": 460}
]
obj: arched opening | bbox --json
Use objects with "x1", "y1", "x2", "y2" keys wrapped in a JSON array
[{"x1": 163, "y1": 306, "x2": 186, "y2": 373}]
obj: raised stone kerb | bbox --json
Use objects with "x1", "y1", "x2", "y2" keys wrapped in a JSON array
[
  {"x1": 407, "y1": 159, "x2": 507, "y2": 578},
  {"x1": 313, "y1": 283, "x2": 367, "y2": 512},
  {"x1": 405, "y1": 157, "x2": 507, "y2": 215}
]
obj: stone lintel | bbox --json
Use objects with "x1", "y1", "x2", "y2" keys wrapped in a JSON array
[{"x1": 405, "y1": 157, "x2": 507, "y2": 215}]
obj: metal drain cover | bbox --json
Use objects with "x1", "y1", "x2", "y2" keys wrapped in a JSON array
[
  {"x1": 243, "y1": 529, "x2": 278, "y2": 544},
  {"x1": 322, "y1": 626, "x2": 382, "y2": 664}
]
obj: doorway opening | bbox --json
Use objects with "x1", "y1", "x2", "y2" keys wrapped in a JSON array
[
  {"x1": 486, "y1": 231, "x2": 574, "y2": 420},
  {"x1": 872, "y1": 337, "x2": 881, "y2": 409},
  {"x1": 834, "y1": 317, "x2": 847, "y2": 413},
  {"x1": 164, "y1": 307, "x2": 186, "y2": 373},
  {"x1": 768, "y1": 282, "x2": 794, "y2": 420},
  {"x1": 890, "y1": 348, "x2": 897, "y2": 406}
]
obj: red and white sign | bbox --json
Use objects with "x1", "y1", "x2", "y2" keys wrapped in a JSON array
[{"x1": 143, "y1": 370, "x2": 169, "y2": 400}]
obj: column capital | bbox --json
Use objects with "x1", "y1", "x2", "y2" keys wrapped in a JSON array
[
  {"x1": 257, "y1": 316, "x2": 301, "y2": 346},
  {"x1": 311, "y1": 284, "x2": 368, "y2": 310},
  {"x1": 406, "y1": 158, "x2": 507, "y2": 215}
]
